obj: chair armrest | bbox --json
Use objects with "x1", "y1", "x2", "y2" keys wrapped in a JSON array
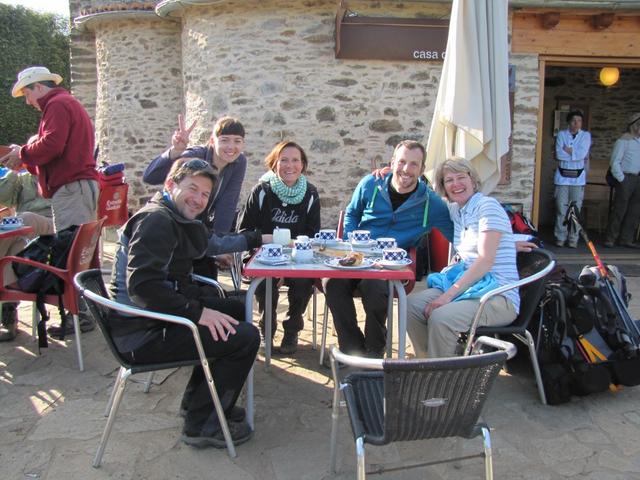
[
  {"x1": 463, "y1": 257, "x2": 556, "y2": 355},
  {"x1": 191, "y1": 273, "x2": 226, "y2": 298},
  {"x1": 473, "y1": 336, "x2": 517, "y2": 359},
  {"x1": 0, "y1": 255, "x2": 67, "y2": 290},
  {"x1": 74, "y1": 282, "x2": 197, "y2": 331}
]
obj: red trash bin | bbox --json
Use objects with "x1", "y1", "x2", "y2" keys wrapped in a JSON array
[{"x1": 429, "y1": 228, "x2": 450, "y2": 273}]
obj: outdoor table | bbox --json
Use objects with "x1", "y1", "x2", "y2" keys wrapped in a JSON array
[
  {"x1": 0, "y1": 225, "x2": 34, "y2": 240},
  {"x1": 242, "y1": 243, "x2": 414, "y2": 428}
]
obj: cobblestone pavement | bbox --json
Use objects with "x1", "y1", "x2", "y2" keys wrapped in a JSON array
[{"x1": 1, "y1": 242, "x2": 640, "y2": 480}]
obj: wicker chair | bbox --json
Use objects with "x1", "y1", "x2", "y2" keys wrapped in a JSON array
[{"x1": 329, "y1": 337, "x2": 516, "y2": 479}]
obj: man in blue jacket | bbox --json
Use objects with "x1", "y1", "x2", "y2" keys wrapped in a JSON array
[{"x1": 323, "y1": 140, "x2": 453, "y2": 359}]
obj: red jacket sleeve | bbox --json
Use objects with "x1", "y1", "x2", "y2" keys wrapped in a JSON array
[{"x1": 20, "y1": 101, "x2": 71, "y2": 167}]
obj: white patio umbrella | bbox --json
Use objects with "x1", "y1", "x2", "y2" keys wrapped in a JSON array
[{"x1": 425, "y1": 0, "x2": 510, "y2": 194}]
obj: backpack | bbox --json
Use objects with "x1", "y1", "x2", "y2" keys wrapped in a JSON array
[
  {"x1": 538, "y1": 268, "x2": 640, "y2": 404},
  {"x1": 502, "y1": 204, "x2": 538, "y2": 236},
  {"x1": 12, "y1": 225, "x2": 78, "y2": 348}
]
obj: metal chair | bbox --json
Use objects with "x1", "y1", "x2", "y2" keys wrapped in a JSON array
[
  {"x1": 462, "y1": 248, "x2": 556, "y2": 404},
  {"x1": 0, "y1": 218, "x2": 105, "y2": 371},
  {"x1": 73, "y1": 269, "x2": 237, "y2": 467},
  {"x1": 329, "y1": 337, "x2": 516, "y2": 479}
]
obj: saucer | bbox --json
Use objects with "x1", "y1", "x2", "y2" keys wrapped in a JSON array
[
  {"x1": 0, "y1": 224, "x2": 24, "y2": 231},
  {"x1": 376, "y1": 258, "x2": 412, "y2": 270},
  {"x1": 312, "y1": 238, "x2": 340, "y2": 246},
  {"x1": 255, "y1": 253, "x2": 291, "y2": 265}
]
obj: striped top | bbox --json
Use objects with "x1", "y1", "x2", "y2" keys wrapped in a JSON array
[{"x1": 449, "y1": 192, "x2": 520, "y2": 312}]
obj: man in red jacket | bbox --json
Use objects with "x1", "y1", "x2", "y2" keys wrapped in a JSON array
[
  {"x1": 1, "y1": 66, "x2": 99, "y2": 232},
  {"x1": 1, "y1": 66, "x2": 99, "y2": 338}
]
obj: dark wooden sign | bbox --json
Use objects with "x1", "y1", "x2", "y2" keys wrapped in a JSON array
[{"x1": 335, "y1": 9, "x2": 449, "y2": 62}]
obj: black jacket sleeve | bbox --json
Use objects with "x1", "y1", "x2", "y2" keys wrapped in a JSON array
[{"x1": 126, "y1": 213, "x2": 203, "y2": 322}]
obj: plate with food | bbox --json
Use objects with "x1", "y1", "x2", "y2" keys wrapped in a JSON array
[{"x1": 324, "y1": 252, "x2": 374, "y2": 270}]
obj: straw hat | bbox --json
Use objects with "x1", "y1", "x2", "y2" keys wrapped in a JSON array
[{"x1": 11, "y1": 66, "x2": 63, "y2": 98}]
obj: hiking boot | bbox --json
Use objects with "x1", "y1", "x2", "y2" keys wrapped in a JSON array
[
  {"x1": 0, "y1": 303, "x2": 18, "y2": 342},
  {"x1": 47, "y1": 315, "x2": 95, "y2": 339},
  {"x1": 277, "y1": 332, "x2": 299, "y2": 355},
  {"x1": 555, "y1": 239, "x2": 565, "y2": 247},
  {"x1": 603, "y1": 240, "x2": 615, "y2": 248},
  {"x1": 182, "y1": 419, "x2": 253, "y2": 449},
  {"x1": 179, "y1": 404, "x2": 246, "y2": 423},
  {"x1": 567, "y1": 241, "x2": 578, "y2": 249}
]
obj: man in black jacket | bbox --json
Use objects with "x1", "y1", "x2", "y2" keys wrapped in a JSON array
[{"x1": 109, "y1": 158, "x2": 259, "y2": 448}]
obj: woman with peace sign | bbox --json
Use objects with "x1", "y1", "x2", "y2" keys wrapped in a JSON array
[{"x1": 144, "y1": 115, "x2": 247, "y2": 235}]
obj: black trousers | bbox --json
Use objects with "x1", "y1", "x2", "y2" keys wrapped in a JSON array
[
  {"x1": 255, "y1": 277, "x2": 314, "y2": 335},
  {"x1": 122, "y1": 297, "x2": 259, "y2": 434},
  {"x1": 323, "y1": 278, "x2": 389, "y2": 355},
  {"x1": 606, "y1": 175, "x2": 640, "y2": 244}
]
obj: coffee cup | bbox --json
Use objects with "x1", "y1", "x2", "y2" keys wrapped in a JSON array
[
  {"x1": 1, "y1": 216, "x2": 23, "y2": 227},
  {"x1": 314, "y1": 229, "x2": 337, "y2": 241},
  {"x1": 293, "y1": 239, "x2": 312, "y2": 251},
  {"x1": 348, "y1": 230, "x2": 371, "y2": 243},
  {"x1": 376, "y1": 237, "x2": 396, "y2": 250},
  {"x1": 296, "y1": 235, "x2": 310, "y2": 243},
  {"x1": 263, "y1": 243, "x2": 283, "y2": 258},
  {"x1": 292, "y1": 247, "x2": 313, "y2": 263},
  {"x1": 383, "y1": 247, "x2": 407, "y2": 263}
]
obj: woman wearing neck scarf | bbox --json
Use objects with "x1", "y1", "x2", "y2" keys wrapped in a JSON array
[{"x1": 237, "y1": 141, "x2": 320, "y2": 355}]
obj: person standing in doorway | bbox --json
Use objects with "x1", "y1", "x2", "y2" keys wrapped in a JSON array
[
  {"x1": 553, "y1": 110, "x2": 591, "y2": 248},
  {"x1": 604, "y1": 112, "x2": 640, "y2": 249}
]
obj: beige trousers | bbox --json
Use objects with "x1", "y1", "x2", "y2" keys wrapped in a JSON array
[
  {"x1": 51, "y1": 179, "x2": 99, "y2": 232},
  {"x1": 407, "y1": 287, "x2": 517, "y2": 358}
]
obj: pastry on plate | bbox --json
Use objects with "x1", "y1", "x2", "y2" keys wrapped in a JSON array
[{"x1": 338, "y1": 251, "x2": 364, "y2": 266}]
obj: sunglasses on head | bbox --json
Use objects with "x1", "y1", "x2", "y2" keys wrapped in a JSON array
[{"x1": 182, "y1": 159, "x2": 210, "y2": 170}]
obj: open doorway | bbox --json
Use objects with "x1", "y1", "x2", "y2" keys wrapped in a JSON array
[{"x1": 535, "y1": 62, "x2": 640, "y2": 243}]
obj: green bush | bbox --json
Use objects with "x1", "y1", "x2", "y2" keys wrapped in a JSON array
[{"x1": 0, "y1": 5, "x2": 70, "y2": 145}]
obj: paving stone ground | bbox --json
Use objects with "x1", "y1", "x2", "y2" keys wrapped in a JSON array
[{"x1": 1, "y1": 239, "x2": 640, "y2": 480}]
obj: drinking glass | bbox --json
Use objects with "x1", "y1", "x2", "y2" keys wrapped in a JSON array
[{"x1": 273, "y1": 227, "x2": 291, "y2": 246}]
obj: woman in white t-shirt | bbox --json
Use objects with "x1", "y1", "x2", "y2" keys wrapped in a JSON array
[{"x1": 407, "y1": 158, "x2": 519, "y2": 358}]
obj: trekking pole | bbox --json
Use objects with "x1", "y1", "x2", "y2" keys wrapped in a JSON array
[{"x1": 565, "y1": 202, "x2": 640, "y2": 345}]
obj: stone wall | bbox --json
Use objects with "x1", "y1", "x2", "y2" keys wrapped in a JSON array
[
  {"x1": 93, "y1": 18, "x2": 183, "y2": 206},
  {"x1": 494, "y1": 53, "x2": 540, "y2": 217},
  {"x1": 77, "y1": 0, "x2": 541, "y2": 226},
  {"x1": 69, "y1": 1, "x2": 97, "y2": 120}
]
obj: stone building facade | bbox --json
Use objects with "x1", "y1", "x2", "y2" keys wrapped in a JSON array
[{"x1": 69, "y1": 0, "x2": 640, "y2": 230}]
